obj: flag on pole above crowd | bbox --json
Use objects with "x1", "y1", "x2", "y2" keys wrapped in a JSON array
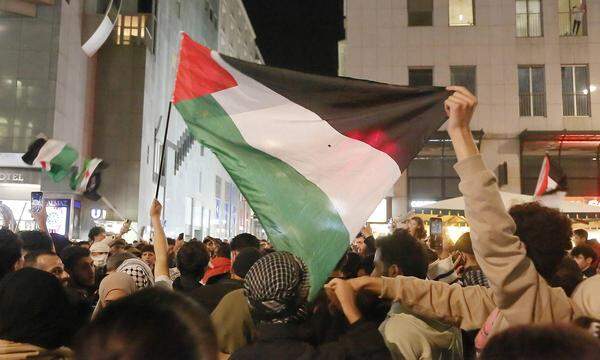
[
  {"x1": 172, "y1": 33, "x2": 448, "y2": 298},
  {"x1": 22, "y1": 137, "x2": 106, "y2": 201},
  {"x1": 534, "y1": 153, "x2": 568, "y2": 209},
  {"x1": 534, "y1": 153, "x2": 568, "y2": 197}
]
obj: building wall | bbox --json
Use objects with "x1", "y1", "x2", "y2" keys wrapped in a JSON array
[
  {"x1": 342, "y1": 0, "x2": 600, "y2": 213},
  {"x1": 54, "y1": 0, "x2": 93, "y2": 158},
  {"x1": 0, "y1": 0, "x2": 96, "y2": 237},
  {"x1": 218, "y1": 0, "x2": 263, "y2": 63},
  {"x1": 0, "y1": 3, "x2": 61, "y2": 153},
  {"x1": 138, "y1": 0, "x2": 263, "y2": 239},
  {"x1": 83, "y1": 40, "x2": 145, "y2": 230}
]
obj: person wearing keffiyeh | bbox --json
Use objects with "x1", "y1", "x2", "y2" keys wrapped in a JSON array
[
  {"x1": 243, "y1": 251, "x2": 309, "y2": 325},
  {"x1": 116, "y1": 258, "x2": 154, "y2": 290},
  {"x1": 230, "y1": 251, "x2": 391, "y2": 359},
  {"x1": 454, "y1": 232, "x2": 490, "y2": 288}
]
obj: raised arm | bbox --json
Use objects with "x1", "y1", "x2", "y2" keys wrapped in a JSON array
[
  {"x1": 348, "y1": 275, "x2": 496, "y2": 330},
  {"x1": 445, "y1": 86, "x2": 572, "y2": 325},
  {"x1": 150, "y1": 200, "x2": 169, "y2": 281}
]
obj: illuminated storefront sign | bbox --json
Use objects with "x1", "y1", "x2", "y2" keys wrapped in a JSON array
[{"x1": 0, "y1": 168, "x2": 40, "y2": 184}]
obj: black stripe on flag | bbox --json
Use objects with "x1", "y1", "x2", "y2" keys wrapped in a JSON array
[{"x1": 222, "y1": 55, "x2": 448, "y2": 171}]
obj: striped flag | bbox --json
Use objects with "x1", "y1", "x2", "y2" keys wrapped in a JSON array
[
  {"x1": 22, "y1": 138, "x2": 78, "y2": 182},
  {"x1": 22, "y1": 137, "x2": 106, "y2": 200},
  {"x1": 534, "y1": 153, "x2": 568, "y2": 197},
  {"x1": 173, "y1": 33, "x2": 448, "y2": 297},
  {"x1": 70, "y1": 158, "x2": 105, "y2": 201}
]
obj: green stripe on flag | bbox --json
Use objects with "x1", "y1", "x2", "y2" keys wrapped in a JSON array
[
  {"x1": 48, "y1": 145, "x2": 78, "y2": 182},
  {"x1": 176, "y1": 95, "x2": 350, "y2": 300}
]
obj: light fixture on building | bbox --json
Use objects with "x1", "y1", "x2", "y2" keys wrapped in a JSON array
[{"x1": 590, "y1": 85, "x2": 597, "y2": 93}]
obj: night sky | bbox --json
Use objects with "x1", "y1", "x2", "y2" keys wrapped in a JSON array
[{"x1": 242, "y1": 0, "x2": 345, "y2": 76}]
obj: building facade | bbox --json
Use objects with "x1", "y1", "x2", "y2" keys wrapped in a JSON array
[
  {"x1": 0, "y1": 0, "x2": 94, "y2": 237},
  {"x1": 0, "y1": 0, "x2": 262, "y2": 240},
  {"x1": 341, "y1": 0, "x2": 599, "y2": 220},
  {"x1": 218, "y1": 0, "x2": 264, "y2": 63},
  {"x1": 137, "y1": 0, "x2": 264, "y2": 239}
]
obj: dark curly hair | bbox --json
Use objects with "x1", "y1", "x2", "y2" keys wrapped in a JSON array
[
  {"x1": 508, "y1": 202, "x2": 572, "y2": 281},
  {"x1": 377, "y1": 229, "x2": 429, "y2": 279}
]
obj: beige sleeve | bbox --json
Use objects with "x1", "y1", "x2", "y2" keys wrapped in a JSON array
[
  {"x1": 211, "y1": 289, "x2": 253, "y2": 354},
  {"x1": 381, "y1": 276, "x2": 496, "y2": 330},
  {"x1": 454, "y1": 155, "x2": 573, "y2": 325}
]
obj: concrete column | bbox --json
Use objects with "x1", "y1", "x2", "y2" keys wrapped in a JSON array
[{"x1": 391, "y1": 173, "x2": 409, "y2": 218}]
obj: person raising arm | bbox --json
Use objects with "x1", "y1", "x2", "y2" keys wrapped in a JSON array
[
  {"x1": 150, "y1": 199, "x2": 170, "y2": 285},
  {"x1": 349, "y1": 87, "x2": 580, "y2": 355}
]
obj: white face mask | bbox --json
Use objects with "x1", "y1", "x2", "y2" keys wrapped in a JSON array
[{"x1": 91, "y1": 253, "x2": 108, "y2": 267}]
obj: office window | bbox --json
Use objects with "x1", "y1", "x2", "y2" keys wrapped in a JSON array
[
  {"x1": 559, "y1": 0, "x2": 587, "y2": 36},
  {"x1": 518, "y1": 66, "x2": 546, "y2": 117},
  {"x1": 408, "y1": 0, "x2": 433, "y2": 26},
  {"x1": 153, "y1": 142, "x2": 163, "y2": 176},
  {"x1": 116, "y1": 15, "x2": 146, "y2": 45},
  {"x1": 408, "y1": 132, "x2": 482, "y2": 206},
  {"x1": 409, "y1": 68, "x2": 433, "y2": 87},
  {"x1": 516, "y1": 0, "x2": 543, "y2": 37},
  {"x1": 450, "y1": 66, "x2": 477, "y2": 94},
  {"x1": 449, "y1": 0, "x2": 474, "y2": 26},
  {"x1": 562, "y1": 65, "x2": 591, "y2": 116},
  {"x1": 215, "y1": 176, "x2": 222, "y2": 199}
]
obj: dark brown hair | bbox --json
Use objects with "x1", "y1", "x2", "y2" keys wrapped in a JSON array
[
  {"x1": 410, "y1": 216, "x2": 427, "y2": 241},
  {"x1": 509, "y1": 202, "x2": 572, "y2": 281},
  {"x1": 75, "y1": 288, "x2": 217, "y2": 360},
  {"x1": 481, "y1": 324, "x2": 600, "y2": 359}
]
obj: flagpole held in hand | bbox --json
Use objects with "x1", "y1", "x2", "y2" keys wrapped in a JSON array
[{"x1": 155, "y1": 102, "x2": 173, "y2": 199}]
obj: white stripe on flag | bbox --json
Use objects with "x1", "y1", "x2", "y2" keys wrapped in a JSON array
[
  {"x1": 210, "y1": 52, "x2": 401, "y2": 239},
  {"x1": 33, "y1": 139, "x2": 67, "y2": 170}
]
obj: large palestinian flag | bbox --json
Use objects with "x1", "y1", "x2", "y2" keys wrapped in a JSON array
[{"x1": 173, "y1": 33, "x2": 447, "y2": 297}]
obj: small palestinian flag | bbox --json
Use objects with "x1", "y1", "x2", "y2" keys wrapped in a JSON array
[
  {"x1": 22, "y1": 138, "x2": 78, "y2": 182},
  {"x1": 534, "y1": 153, "x2": 568, "y2": 197},
  {"x1": 173, "y1": 33, "x2": 448, "y2": 297},
  {"x1": 70, "y1": 158, "x2": 106, "y2": 201}
]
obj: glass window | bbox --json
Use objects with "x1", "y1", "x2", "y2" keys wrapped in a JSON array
[
  {"x1": 408, "y1": 133, "x2": 481, "y2": 207},
  {"x1": 116, "y1": 15, "x2": 146, "y2": 45},
  {"x1": 409, "y1": 68, "x2": 433, "y2": 87},
  {"x1": 561, "y1": 65, "x2": 590, "y2": 116},
  {"x1": 516, "y1": 0, "x2": 543, "y2": 37},
  {"x1": 215, "y1": 176, "x2": 222, "y2": 199},
  {"x1": 450, "y1": 66, "x2": 477, "y2": 94},
  {"x1": 408, "y1": 0, "x2": 433, "y2": 26},
  {"x1": 559, "y1": 0, "x2": 587, "y2": 36},
  {"x1": 153, "y1": 142, "x2": 163, "y2": 176},
  {"x1": 449, "y1": 0, "x2": 474, "y2": 26},
  {"x1": 521, "y1": 140, "x2": 598, "y2": 197},
  {"x1": 518, "y1": 66, "x2": 546, "y2": 117}
]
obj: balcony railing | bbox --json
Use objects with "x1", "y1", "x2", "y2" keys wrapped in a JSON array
[{"x1": 559, "y1": 11, "x2": 587, "y2": 36}]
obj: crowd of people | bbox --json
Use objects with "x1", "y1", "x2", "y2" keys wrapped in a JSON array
[{"x1": 0, "y1": 87, "x2": 599, "y2": 359}]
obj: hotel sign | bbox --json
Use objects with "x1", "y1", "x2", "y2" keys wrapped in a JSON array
[{"x1": 0, "y1": 168, "x2": 41, "y2": 184}]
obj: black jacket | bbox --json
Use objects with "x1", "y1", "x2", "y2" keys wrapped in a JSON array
[
  {"x1": 187, "y1": 278, "x2": 243, "y2": 313},
  {"x1": 230, "y1": 320, "x2": 391, "y2": 360}
]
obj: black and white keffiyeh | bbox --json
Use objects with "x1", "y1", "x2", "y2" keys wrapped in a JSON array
[
  {"x1": 116, "y1": 258, "x2": 154, "y2": 290},
  {"x1": 244, "y1": 251, "x2": 310, "y2": 324}
]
